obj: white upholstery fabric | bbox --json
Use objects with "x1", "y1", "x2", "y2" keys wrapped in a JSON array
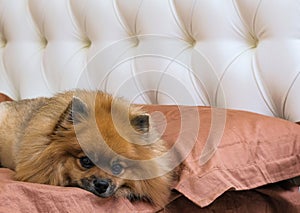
[{"x1": 1, "y1": 0, "x2": 300, "y2": 121}]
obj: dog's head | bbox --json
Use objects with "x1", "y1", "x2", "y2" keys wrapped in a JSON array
[{"x1": 15, "y1": 91, "x2": 175, "y2": 206}]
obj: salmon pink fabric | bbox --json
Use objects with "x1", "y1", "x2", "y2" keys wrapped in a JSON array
[
  {"x1": 0, "y1": 100, "x2": 300, "y2": 212},
  {"x1": 0, "y1": 168, "x2": 159, "y2": 213},
  {"x1": 144, "y1": 105, "x2": 300, "y2": 207}
]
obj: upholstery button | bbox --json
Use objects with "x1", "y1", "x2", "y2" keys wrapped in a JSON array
[
  {"x1": 84, "y1": 38, "x2": 92, "y2": 48},
  {"x1": 133, "y1": 36, "x2": 139, "y2": 47},
  {"x1": 0, "y1": 36, "x2": 7, "y2": 48},
  {"x1": 185, "y1": 34, "x2": 196, "y2": 47},
  {"x1": 252, "y1": 37, "x2": 259, "y2": 48},
  {"x1": 190, "y1": 39, "x2": 196, "y2": 47},
  {"x1": 249, "y1": 33, "x2": 259, "y2": 48},
  {"x1": 41, "y1": 37, "x2": 48, "y2": 48}
]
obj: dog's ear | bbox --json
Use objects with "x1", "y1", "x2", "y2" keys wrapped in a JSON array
[
  {"x1": 130, "y1": 114, "x2": 150, "y2": 133},
  {"x1": 67, "y1": 97, "x2": 89, "y2": 124},
  {"x1": 58, "y1": 97, "x2": 89, "y2": 128},
  {"x1": 71, "y1": 97, "x2": 89, "y2": 124}
]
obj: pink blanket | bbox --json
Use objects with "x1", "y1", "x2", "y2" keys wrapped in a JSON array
[{"x1": 1, "y1": 168, "x2": 300, "y2": 212}]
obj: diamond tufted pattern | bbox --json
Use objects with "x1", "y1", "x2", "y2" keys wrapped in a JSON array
[{"x1": 1, "y1": 0, "x2": 300, "y2": 121}]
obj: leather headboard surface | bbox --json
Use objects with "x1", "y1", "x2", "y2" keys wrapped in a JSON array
[{"x1": 0, "y1": 0, "x2": 300, "y2": 121}]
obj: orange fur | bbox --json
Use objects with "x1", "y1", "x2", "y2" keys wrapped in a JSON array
[{"x1": 0, "y1": 91, "x2": 176, "y2": 207}]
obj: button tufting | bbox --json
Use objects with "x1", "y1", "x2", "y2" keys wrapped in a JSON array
[
  {"x1": 0, "y1": 36, "x2": 7, "y2": 48},
  {"x1": 190, "y1": 38, "x2": 196, "y2": 47},
  {"x1": 0, "y1": 0, "x2": 300, "y2": 121},
  {"x1": 133, "y1": 36, "x2": 139, "y2": 47},
  {"x1": 41, "y1": 37, "x2": 48, "y2": 48},
  {"x1": 251, "y1": 36, "x2": 259, "y2": 49},
  {"x1": 84, "y1": 38, "x2": 92, "y2": 48}
]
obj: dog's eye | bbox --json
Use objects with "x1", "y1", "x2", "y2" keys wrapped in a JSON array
[
  {"x1": 111, "y1": 163, "x2": 124, "y2": 175},
  {"x1": 79, "y1": 156, "x2": 95, "y2": 169}
]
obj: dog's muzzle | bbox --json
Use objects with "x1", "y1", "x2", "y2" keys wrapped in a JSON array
[{"x1": 82, "y1": 177, "x2": 116, "y2": 197}]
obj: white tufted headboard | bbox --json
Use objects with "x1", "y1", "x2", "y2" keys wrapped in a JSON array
[{"x1": 0, "y1": 0, "x2": 300, "y2": 122}]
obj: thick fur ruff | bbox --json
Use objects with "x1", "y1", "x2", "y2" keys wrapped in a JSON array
[{"x1": 0, "y1": 90, "x2": 176, "y2": 207}]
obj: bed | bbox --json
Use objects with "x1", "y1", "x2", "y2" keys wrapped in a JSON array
[{"x1": 1, "y1": 1, "x2": 300, "y2": 212}]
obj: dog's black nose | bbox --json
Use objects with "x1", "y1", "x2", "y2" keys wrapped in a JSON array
[{"x1": 94, "y1": 179, "x2": 110, "y2": 194}]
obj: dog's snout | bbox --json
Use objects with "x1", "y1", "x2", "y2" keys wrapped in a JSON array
[
  {"x1": 94, "y1": 179, "x2": 110, "y2": 194},
  {"x1": 80, "y1": 177, "x2": 116, "y2": 197}
]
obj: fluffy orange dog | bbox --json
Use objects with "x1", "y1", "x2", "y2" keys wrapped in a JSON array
[{"x1": 0, "y1": 91, "x2": 175, "y2": 206}]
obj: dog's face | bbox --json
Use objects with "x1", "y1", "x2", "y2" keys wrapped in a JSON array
[{"x1": 16, "y1": 92, "x2": 174, "y2": 206}]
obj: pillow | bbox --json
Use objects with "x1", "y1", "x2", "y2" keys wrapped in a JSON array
[
  {"x1": 143, "y1": 105, "x2": 300, "y2": 207},
  {"x1": 0, "y1": 97, "x2": 299, "y2": 210}
]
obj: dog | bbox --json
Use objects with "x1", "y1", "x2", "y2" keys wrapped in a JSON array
[{"x1": 0, "y1": 90, "x2": 176, "y2": 206}]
